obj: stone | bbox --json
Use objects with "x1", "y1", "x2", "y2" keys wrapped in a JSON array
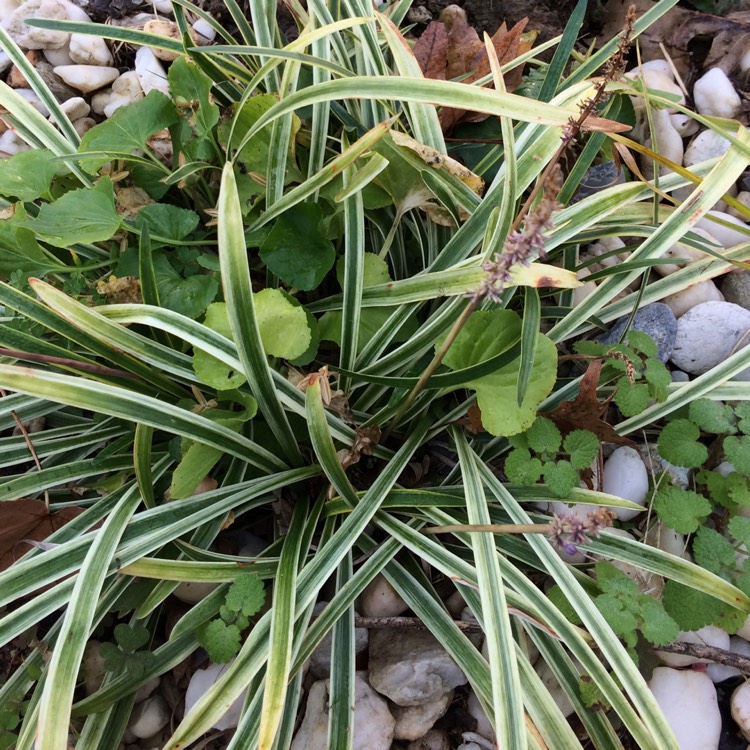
[
  {"x1": 693, "y1": 68, "x2": 741, "y2": 119},
  {"x1": 653, "y1": 228, "x2": 720, "y2": 276},
  {"x1": 571, "y1": 160, "x2": 624, "y2": 203},
  {"x1": 32, "y1": 61, "x2": 79, "y2": 101},
  {"x1": 684, "y1": 129, "x2": 732, "y2": 168},
  {"x1": 669, "y1": 112, "x2": 699, "y2": 137},
  {"x1": 407, "y1": 730, "x2": 450, "y2": 750},
  {"x1": 392, "y1": 691, "x2": 453, "y2": 741},
  {"x1": 643, "y1": 109, "x2": 683, "y2": 180},
  {"x1": 172, "y1": 580, "x2": 218, "y2": 604},
  {"x1": 368, "y1": 629, "x2": 467, "y2": 707},
  {"x1": 670, "y1": 300, "x2": 750, "y2": 375},
  {"x1": 59, "y1": 95, "x2": 89, "y2": 120},
  {"x1": 595, "y1": 303, "x2": 677, "y2": 363},
  {"x1": 722, "y1": 271, "x2": 750, "y2": 311},
  {"x1": 0, "y1": 130, "x2": 30, "y2": 157},
  {"x1": 639, "y1": 446, "x2": 690, "y2": 490},
  {"x1": 184, "y1": 661, "x2": 247, "y2": 730},
  {"x1": 535, "y1": 658, "x2": 575, "y2": 717},
  {"x1": 127, "y1": 695, "x2": 169, "y2": 739},
  {"x1": 602, "y1": 446, "x2": 649, "y2": 521},
  {"x1": 5, "y1": 0, "x2": 74, "y2": 49},
  {"x1": 192, "y1": 18, "x2": 216, "y2": 42},
  {"x1": 0, "y1": 51, "x2": 11, "y2": 75},
  {"x1": 466, "y1": 690, "x2": 495, "y2": 742},
  {"x1": 69, "y1": 32, "x2": 113, "y2": 66},
  {"x1": 43, "y1": 44, "x2": 74, "y2": 66},
  {"x1": 53, "y1": 63, "x2": 119, "y2": 92},
  {"x1": 696, "y1": 210, "x2": 750, "y2": 248},
  {"x1": 649, "y1": 667, "x2": 721, "y2": 750},
  {"x1": 663, "y1": 280, "x2": 724, "y2": 318},
  {"x1": 308, "y1": 601, "x2": 369, "y2": 679},
  {"x1": 290, "y1": 672, "x2": 394, "y2": 750},
  {"x1": 360, "y1": 573, "x2": 409, "y2": 617},
  {"x1": 143, "y1": 19, "x2": 181, "y2": 61},
  {"x1": 135, "y1": 46, "x2": 170, "y2": 96},
  {"x1": 13, "y1": 87, "x2": 48, "y2": 115},
  {"x1": 728, "y1": 191, "x2": 750, "y2": 221},
  {"x1": 733, "y1": 681, "x2": 750, "y2": 741}
]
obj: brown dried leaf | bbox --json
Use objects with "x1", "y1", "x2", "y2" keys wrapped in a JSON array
[
  {"x1": 412, "y1": 21, "x2": 449, "y2": 80},
  {"x1": 441, "y1": 5, "x2": 484, "y2": 82},
  {"x1": 545, "y1": 360, "x2": 635, "y2": 447},
  {"x1": 457, "y1": 401, "x2": 484, "y2": 434},
  {"x1": 0, "y1": 498, "x2": 85, "y2": 572}
]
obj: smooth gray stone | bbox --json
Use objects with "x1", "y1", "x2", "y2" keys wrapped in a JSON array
[
  {"x1": 595, "y1": 303, "x2": 678, "y2": 362},
  {"x1": 721, "y1": 271, "x2": 750, "y2": 312}
]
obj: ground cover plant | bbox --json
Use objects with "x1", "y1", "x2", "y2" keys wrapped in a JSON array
[{"x1": 1, "y1": 0, "x2": 750, "y2": 748}]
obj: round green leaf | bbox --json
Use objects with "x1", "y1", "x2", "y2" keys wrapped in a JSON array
[{"x1": 255, "y1": 288, "x2": 311, "y2": 359}]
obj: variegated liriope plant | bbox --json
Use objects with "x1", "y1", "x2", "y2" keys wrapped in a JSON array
[{"x1": 0, "y1": 2, "x2": 749, "y2": 750}]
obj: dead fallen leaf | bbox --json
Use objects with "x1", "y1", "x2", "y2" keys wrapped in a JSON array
[
  {"x1": 412, "y1": 21, "x2": 449, "y2": 80},
  {"x1": 0, "y1": 498, "x2": 85, "y2": 571},
  {"x1": 412, "y1": 5, "x2": 533, "y2": 133},
  {"x1": 457, "y1": 401, "x2": 484, "y2": 434},
  {"x1": 544, "y1": 359, "x2": 635, "y2": 447},
  {"x1": 96, "y1": 275, "x2": 143, "y2": 304},
  {"x1": 337, "y1": 425, "x2": 381, "y2": 470}
]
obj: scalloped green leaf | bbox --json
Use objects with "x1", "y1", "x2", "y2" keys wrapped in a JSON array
[
  {"x1": 194, "y1": 302, "x2": 247, "y2": 390},
  {"x1": 0, "y1": 150, "x2": 57, "y2": 201},
  {"x1": 26, "y1": 176, "x2": 121, "y2": 247},
  {"x1": 254, "y1": 288, "x2": 311, "y2": 359},
  {"x1": 441, "y1": 309, "x2": 557, "y2": 436}
]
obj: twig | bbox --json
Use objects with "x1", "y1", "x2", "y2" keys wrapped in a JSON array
[
  {"x1": 352, "y1": 615, "x2": 484, "y2": 634},
  {"x1": 656, "y1": 641, "x2": 750, "y2": 673},
  {"x1": 0, "y1": 348, "x2": 140, "y2": 380}
]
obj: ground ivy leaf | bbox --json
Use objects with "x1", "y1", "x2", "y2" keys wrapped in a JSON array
[
  {"x1": 662, "y1": 580, "x2": 722, "y2": 631},
  {"x1": 441, "y1": 309, "x2": 557, "y2": 437},
  {"x1": 199, "y1": 620, "x2": 241, "y2": 664},
  {"x1": 736, "y1": 402, "x2": 750, "y2": 434},
  {"x1": 564, "y1": 429, "x2": 599, "y2": 470},
  {"x1": 255, "y1": 288, "x2": 311, "y2": 359},
  {"x1": 724, "y1": 435, "x2": 750, "y2": 475},
  {"x1": 260, "y1": 202, "x2": 335, "y2": 291},
  {"x1": 652, "y1": 486, "x2": 711, "y2": 534},
  {"x1": 543, "y1": 459, "x2": 578, "y2": 498},
  {"x1": 153, "y1": 252, "x2": 218, "y2": 319},
  {"x1": 27, "y1": 176, "x2": 122, "y2": 247},
  {"x1": 625, "y1": 330, "x2": 658, "y2": 359},
  {"x1": 614, "y1": 381, "x2": 650, "y2": 418},
  {"x1": 729, "y1": 516, "x2": 750, "y2": 549},
  {"x1": 224, "y1": 572, "x2": 265, "y2": 617},
  {"x1": 335, "y1": 252, "x2": 391, "y2": 287},
  {"x1": 114, "y1": 622, "x2": 150, "y2": 653},
  {"x1": 193, "y1": 302, "x2": 247, "y2": 389},
  {"x1": 657, "y1": 418, "x2": 709, "y2": 468},
  {"x1": 134, "y1": 203, "x2": 200, "y2": 245},
  {"x1": 688, "y1": 398, "x2": 736, "y2": 434},
  {"x1": 692, "y1": 526, "x2": 736, "y2": 576},
  {"x1": 168, "y1": 56, "x2": 219, "y2": 138},
  {"x1": 0, "y1": 150, "x2": 57, "y2": 201},
  {"x1": 637, "y1": 596, "x2": 679, "y2": 646},
  {"x1": 644, "y1": 358, "x2": 670, "y2": 402},
  {"x1": 526, "y1": 416, "x2": 561, "y2": 455},
  {"x1": 503, "y1": 448, "x2": 542, "y2": 485},
  {"x1": 78, "y1": 91, "x2": 178, "y2": 173}
]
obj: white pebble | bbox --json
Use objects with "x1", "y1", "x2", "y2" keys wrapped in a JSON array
[
  {"x1": 42, "y1": 44, "x2": 74, "y2": 67},
  {"x1": 670, "y1": 300, "x2": 750, "y2": 375},
  {"x1": 663, "y1": 280, "x2": 724, "y2": 318},
  {"x1": 649, "y1": 667, "x2": 721, "y2": 750},
  {"x1": 185, "y1": 661, "x2": 247, "y2": 730},
  {"x1": 135, "y1": 46, "x2": 170, "y2": 96},
  {"x1": 728, "y1": 191, "x2": 750, "y2": 221},
  {"x1": 0, "y1": 130, "x2": 30, "y2": 157},
  {"x1": 143, "y1": 19, "x2": 181, "y2": 61},
  {"x1": 684, "y1": 129, "x2": 732, "y2": 168},
  {"x1": 734, "y1": 681, "x2": 750, "y2": 741},
  {"x1": 602, "y1": 446, "x2": 648, "y2": 520},
  {"x1": 152, "y1": 0, "x2": 173, "y2": 13},
  {"x1": 696, "y1": 210, "x2": 750, "y2": 248},
  {"x1": 643, "y1": 109, "x2": 683, "y2": 180},
  {"x1": 653, "y1": 227, "x2": 719, "y2": 276},
  {"x1": 53, "y1": 64, "x2": 120, "y2": 93},
  {"x1": 192, "y1": 18, "x2": 216, "y2": 41},
  {"x1": 360, "y1": 573, "x2": 409, "y2": 617},
  {"x1": 128, "y1": 695, "x2": 170, "y2": 739},
  {"x1": 59, "y1": 96, "x2": 90, "y2": 121},
  {"x1": 13, "y1": 87, "x2": 49, "y2": 115},
  {"x1": 670, "y1": 112, "x2": 700, "y2": 137},
  {"x1": 69, "y1": 33, "x2": 114, "y2": 66},
  {"x1": 173, "y1": 580, "x2": 218, "y2": 604},
  {"x1": 693, "y1": 68, "x2": 741, "y2": 119}
]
